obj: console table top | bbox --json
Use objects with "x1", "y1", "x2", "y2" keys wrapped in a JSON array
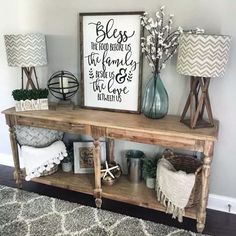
[{"x1": 2, "y1": 106, "x2": 219, "y2": 141}]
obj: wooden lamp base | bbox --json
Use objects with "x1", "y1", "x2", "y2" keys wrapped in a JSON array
[
  {"x1": 21, "y1": 67, "x2": 39, "y2": 89},
  {"x1": 180, "y1": 76, "x2": 214, "y2": 129}
]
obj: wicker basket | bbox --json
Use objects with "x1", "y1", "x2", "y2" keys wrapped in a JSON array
[
  {"x1": 162, "y1": 149, "x2": 202, "y2": 208},
  {"x1": 41, "y1": 164, "x2": 58, "y2": 176}
]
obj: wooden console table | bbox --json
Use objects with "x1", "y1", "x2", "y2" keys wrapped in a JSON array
[{"x1": 2, "y1": 106, "x2": 219, "y2": 233}]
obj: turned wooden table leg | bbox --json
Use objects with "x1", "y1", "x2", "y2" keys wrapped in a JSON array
[
  {"x1": 197, "y1": 140, "x2": 214, "y2": 233},
  {"x1": 93, "y1": 138, "x2": 102, "y2": 208},
  {"x1": 9, "y1": 126, "x2": 23, "y2": 188}
]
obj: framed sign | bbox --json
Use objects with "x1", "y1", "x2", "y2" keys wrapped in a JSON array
[
  {"x1": 80, "y1": 12, "x2": 144, "y2": 113},
  {"x1": 73, "y1": 141, "x2": 106, "y2": 174}
]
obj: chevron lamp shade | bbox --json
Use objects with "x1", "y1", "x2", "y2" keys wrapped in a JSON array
[
  {"x1": 4, "y1": 33, "x2": 47, "y2": 67},
  {"x1": 176, "y1": 33, "x2": 231, "y2": 78}
]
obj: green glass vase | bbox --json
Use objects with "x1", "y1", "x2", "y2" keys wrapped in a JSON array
[{"x1": 142, "y1": 74, "x2": 169, "y2": 119}]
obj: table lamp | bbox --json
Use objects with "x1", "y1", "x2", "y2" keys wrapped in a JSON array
[
  {"x1": 176, "y1": 33, "x2": 231, "y2": 128},
  {"x1": 4, "y1": 33, "x2": 47, "y2": 90}
]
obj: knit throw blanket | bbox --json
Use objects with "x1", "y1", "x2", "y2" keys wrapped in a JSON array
[
  {"x1": 156, "y1": 158, "x2": 195, "y2": 222},
  {"x1": 21, "y1": 140, "x2": 67, "y2": 181}
]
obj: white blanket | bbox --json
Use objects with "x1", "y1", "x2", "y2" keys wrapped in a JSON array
[
  {"x1": 21, "y1": 140, "x2": 67, "y2": 181},
  {"x1": 156, "y1": 158, "x2": 195, "y2": 222}
]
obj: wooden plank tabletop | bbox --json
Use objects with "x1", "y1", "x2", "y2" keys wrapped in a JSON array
[{"x1": 2, "y1": 106, "x2": 219, "y2": 141}]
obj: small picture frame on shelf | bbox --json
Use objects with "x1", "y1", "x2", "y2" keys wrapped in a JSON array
[
  {"x1": 80, "y1": 12, "x2": 144, "y2": 113},
  {"x1": 73, "y1": 141, "x2": 106, "y2": 173}
]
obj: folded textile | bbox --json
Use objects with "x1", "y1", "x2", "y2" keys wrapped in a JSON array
[
  {"x1": 21, "y1": 140, "x2": 67, "y2": 181},
  {"x1": 156, "y1": 158, "x2": 195, "y2": 222},
  {"x1": 15, "y1": 125, "x2": 64, "y2": 147}
]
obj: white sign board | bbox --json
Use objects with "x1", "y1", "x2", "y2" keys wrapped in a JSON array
[{"x1": 80, "y1": 12, "x2": 143, "y2": 113}]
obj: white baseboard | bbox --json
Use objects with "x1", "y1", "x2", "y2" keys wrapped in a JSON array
[
  {"x1": 1, "y1": 152, "x2": 236, "y2": 214},
  {"x1": 208, "y1": 194, "x2": 236, "y2": 214}
]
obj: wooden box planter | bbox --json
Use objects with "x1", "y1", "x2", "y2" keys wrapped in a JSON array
[
  {"x1": 15, "y1": 98, "x2": 49, "y2": 111},
  {"x1": 12, "y1": 89, "x2": 49, "y2": 112}
]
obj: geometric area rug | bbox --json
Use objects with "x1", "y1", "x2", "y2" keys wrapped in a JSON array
[{"x1": 0, "y1": 185, "x2": 206, "y2": 236}]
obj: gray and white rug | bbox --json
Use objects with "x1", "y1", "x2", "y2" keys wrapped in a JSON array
[{"x1": 0, "y1": 185, "x2": 203, "y2": 236}]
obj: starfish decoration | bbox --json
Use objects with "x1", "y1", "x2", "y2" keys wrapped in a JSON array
[{"x1": 101, "y1": 161, "x2": 119, "y2": 180}]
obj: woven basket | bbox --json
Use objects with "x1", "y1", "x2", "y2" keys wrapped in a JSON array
[
  {"x1": 162, "y1": 149, "x2": 202, "y2": 208},
  {"x1": 41, "y1": 165, "x2": 58, "y2": 176}
]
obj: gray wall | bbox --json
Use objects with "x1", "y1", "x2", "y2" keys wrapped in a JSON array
[{"x1": 0, "y1": 0, "x2": 235, "y2": 198}]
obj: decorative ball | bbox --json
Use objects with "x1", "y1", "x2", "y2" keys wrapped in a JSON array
[{"x1": 47, "y1": 70, "x2": 79, "y2": 101}]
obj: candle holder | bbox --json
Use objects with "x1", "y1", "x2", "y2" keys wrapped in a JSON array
[{"x1": 47, "y1": 70, "x2": 79, "y2": 109}]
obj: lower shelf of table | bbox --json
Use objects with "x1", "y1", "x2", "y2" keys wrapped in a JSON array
[{"x1": 31, "y1": 170, "x2": 197, "y2": 220}]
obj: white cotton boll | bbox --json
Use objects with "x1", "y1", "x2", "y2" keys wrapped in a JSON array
[
  {"x1": 162, "y1": 63, "x2": 166, "y2": 69},
  {"x1": 150, "y1": 19, "x2": 157, "y2": 28},
  {"x1": 156, "y1": 11, "x2": 160, "y2": 18},
  {"x1": 196, "y1": 28, "x2": 204, "y2": 34},
  {"x1": 162, "y1": 43, "x2": 167, "y2": 48},
  {"x1": 55, "y1": 159, "x2": 60, "y2": 164},
  {"x1": 158, "y1": 51, "x2": 163, "y2": 58},
  {"x1": 148, "y1": 17, "x2": 153, "y2": 23},
  {"x1": 178, "y1": 27, "x2": 183, "y2": 33},
  {"x1": 59, "y1": 155, "x2": 64, "y2": 161},
  {"x1": 151, "y1": 47, "x2": 156, "y2": 53},
  {"x1": 147, "y1": 35, "x2": 152, "y2": 42},
  {"x1": 165, "y1": 25, "x2": 169, "y2": 31},
  {"x1": 149, "y1": 63, "x2": 154, "y2": 69},
  {"x1": 161, "y1": 5, "x2": 165, "y2": 11}
]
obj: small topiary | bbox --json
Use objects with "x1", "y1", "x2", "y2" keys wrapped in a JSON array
[
  {"x1": 62, "y1": 144, "x2": 74, "y2": 163},
  {"x1": 143, "y1": 155, "x2": 160, "y2": 178},
  {"x1": 12, "y1": 89, "x2": 49, "y2": 101}
]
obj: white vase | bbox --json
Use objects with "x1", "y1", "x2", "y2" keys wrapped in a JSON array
[
  {"x1": 146, "y1": 177, "x2": 155, "y2": 189},
  {"x1": 62, "y1": 162, "x2": 72, "y2": 172}
]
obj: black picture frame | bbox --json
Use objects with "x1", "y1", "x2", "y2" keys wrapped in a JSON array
[{"x1": 80, "y1": 12, "x2": 144, "y2": 113}]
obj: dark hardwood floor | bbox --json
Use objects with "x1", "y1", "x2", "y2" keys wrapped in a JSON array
[{"x1": 0, "y1": 164, "x2": 235, "y2": 236}]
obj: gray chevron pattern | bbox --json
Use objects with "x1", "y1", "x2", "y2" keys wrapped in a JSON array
[
  {"x1": 177, "y1": 33, "x2": 231, "y2": 78},
  {"x1": 4, "y1": 33, "x2": 47, "y2": 67}
]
